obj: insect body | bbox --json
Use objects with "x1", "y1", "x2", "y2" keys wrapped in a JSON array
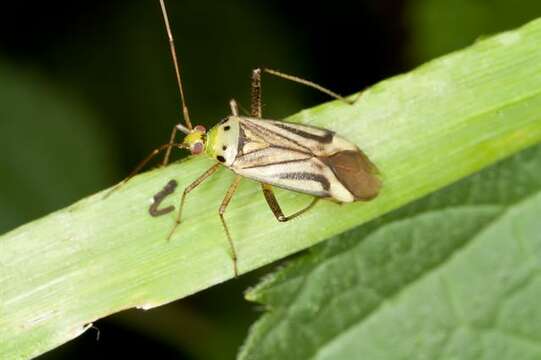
[
  {"x1": 108, "y1": 0, "x2": 381, "y2": 277},
  {"x1": 206, "y1": 116, "x2": 380, "y2": 203},
  {"x1": 165, "y1": 71, "x2": 381, "y2": 277}
]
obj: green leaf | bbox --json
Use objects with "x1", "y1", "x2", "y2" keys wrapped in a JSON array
[
  {"x1": 406, "y1": 0, "x2": 541, "y2": 64},
  {"x1": 2, "y1": 18, "x2": 541, "y2": 359},
  {"x1": 240, "y1": 143, "x2": 541, "y2": 360},
  {"x1": 0, "y1": 61, "x2": 115, "y2": 232}
]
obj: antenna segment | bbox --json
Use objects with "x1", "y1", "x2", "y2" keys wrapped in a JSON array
[{"x1": 159, "y1": 0, "x2": 193, "y2": 130}]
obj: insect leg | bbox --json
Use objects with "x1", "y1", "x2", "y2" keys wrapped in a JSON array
[
  {"x1": 104, "y1": 142, "x2": 182, "y2": 199},
  {"x1": 149, "y1": 179, "x2": 178, "y2": 217},
  {"x1": 256, "y1": 67, "x2": 354, "y2": 105},
  {"x1": 251, "y1": 69, "x2": 262, "y2": 117},
  {"x1": 219, "y1": 175, "x2": 243, "y2": 277},
  {"x1": 229, "y1": 99, "x2": 240, "y2": 116},
  {"x1": 167, "y1": 163, "x2": 221, "y2": 240},
  {"x1": 261, "y1": 184, "x2": 319, "y2": 222},
  {"x1": 162, "y1": 125, "x2": 178, "y2": 166}
]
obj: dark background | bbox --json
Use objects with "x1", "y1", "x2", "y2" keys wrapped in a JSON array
[{"x1": 1, "y1": 0, "x2": 539, "y2": 359}]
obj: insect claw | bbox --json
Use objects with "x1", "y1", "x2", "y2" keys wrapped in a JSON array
[
  {"x1": 230, "y1": 252, "x2": 239, "y2": 277},
  {"x1": 166, "y1": 223, "x2": 178, "y2": 241}
]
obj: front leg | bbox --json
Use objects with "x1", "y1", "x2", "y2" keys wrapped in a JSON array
[{"x1": 167, "y1": 163, "x2": 221, "y2": 240}]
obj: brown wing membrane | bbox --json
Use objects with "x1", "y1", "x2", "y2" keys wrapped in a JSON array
[{"x1": 318, "y1": 150, "x2": 381, "y2": 201}]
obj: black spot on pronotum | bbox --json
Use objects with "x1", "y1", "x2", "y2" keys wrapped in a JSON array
[
  {"x1": 217, "y1": 155, "x2": 226, "y2": 162},
  {"x1": 222, "y1": 145, "x2": 227, "y2": 151},
  {"x1": 224, "y1": 125, "x2": 231, "y2": 131}
]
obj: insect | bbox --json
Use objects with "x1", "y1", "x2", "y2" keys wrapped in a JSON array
[
  {"x1": 107, "y1": 0, "x2": 381, "y2": 277},
  {"x1": 148, "y1": 179, "x2": 178, "y2": 217}
]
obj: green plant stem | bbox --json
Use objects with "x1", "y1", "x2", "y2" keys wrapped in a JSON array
[{"x1": 2, "y1": 18, "x2": 541, "y2": 359}]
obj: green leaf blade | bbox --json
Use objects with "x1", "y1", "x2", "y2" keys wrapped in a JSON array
[
  {"x1": 239, "y1": 143, "x2": 541, "y2": 360},
  {"x1": 2, "y1": 18, "x2": 541, "y2": 359}
]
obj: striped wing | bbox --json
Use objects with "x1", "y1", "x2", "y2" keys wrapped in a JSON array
[{"x1": 229, "y1": 117, "x2": 380, "y2": 203}]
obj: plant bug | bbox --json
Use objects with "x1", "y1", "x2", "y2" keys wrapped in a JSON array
[{"x1": 106, "y1": 0, "x2": 381, "y2": 277}]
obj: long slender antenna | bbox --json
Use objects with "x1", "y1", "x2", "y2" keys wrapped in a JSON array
[
  {"x1": 263, "y1": 68, "x2": 353, "y2": 104},
  {"x1": 159, "y1": 0, "x2": 193, "y2": 130}
]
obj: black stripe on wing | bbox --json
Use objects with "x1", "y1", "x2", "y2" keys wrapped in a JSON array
[
  {"x1": 277, "y1": 172, "x2": 330, "y2": 191},
  {"x1": 272, "y1": 122, "x2": 334, "y2": 143},
  {"x1": 241, "y1": 119, "x2": 312, "y2": 153},
  {"x1": 234, "y1": 145, "x2": 312, "y2": 170},
  {"x1": 238, "y1": 155, "x2": 312, "y2": 169},
  {"x1": 237, "y1": 124, "x2": 249, "y2": 155}
]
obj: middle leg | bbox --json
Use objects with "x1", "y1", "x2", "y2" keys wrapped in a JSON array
[{"x1": 167, "y1": 163, "x2": 221, "y2": 240}]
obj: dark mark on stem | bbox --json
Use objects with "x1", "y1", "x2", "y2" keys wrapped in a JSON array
[{"x1": 149, "y1": 179, "x2": 178, "y2": 217}]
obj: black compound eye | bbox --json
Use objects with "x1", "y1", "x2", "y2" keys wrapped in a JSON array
[
  {"x1": 217, "y1": 155, "x2": 226, "y2": 163},
  {"x1": 222, "y1": 145, "x2": 227, "y2": 151},
  {"x1": 223, "y1": 125, "x2": 231, "y2": 131}
]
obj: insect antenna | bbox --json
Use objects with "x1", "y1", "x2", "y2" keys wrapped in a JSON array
[
  {"x1": 159, "y1": 0, "x2": 193, "y2": 165},
  {"x1": 103, "y1": 2, "x2": 193, "y2": 199},
  {"x1": 262, "y1": 68, "x2": 354, "y2": 104},
  {"x1": 102, "y1": 142, "x2": 187, "y2": 199}
]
